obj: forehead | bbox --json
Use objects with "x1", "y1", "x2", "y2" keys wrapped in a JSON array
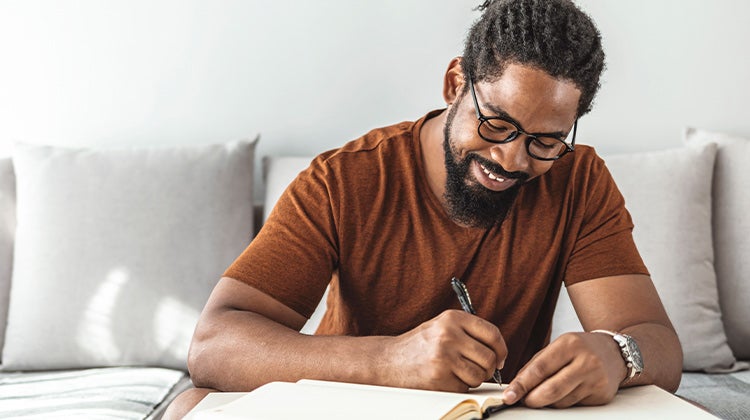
[{"x1": 474, "y1": 63, "x2": 581, "y2": 130}]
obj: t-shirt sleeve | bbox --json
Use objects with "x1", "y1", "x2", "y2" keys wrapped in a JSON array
[
  {"x1": 223, "y1": 155, "x2": 339, "y2": 318},
  {"x1": 563, "y1": 154, "x2": 649, "y2": 286}
]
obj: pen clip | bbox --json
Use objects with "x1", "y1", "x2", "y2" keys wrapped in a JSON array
[{"x1": 451, "y1": 277, "x2": 476, "y2": 315}]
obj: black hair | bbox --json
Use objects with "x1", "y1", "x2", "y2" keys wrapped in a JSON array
[{"x1": 463, "y1": 0, "x2": 605, "y2": 116}]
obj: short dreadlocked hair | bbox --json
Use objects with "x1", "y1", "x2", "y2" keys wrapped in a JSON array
[{"x1": 463, "y1": 0, "x2": 605, "y2": 116}]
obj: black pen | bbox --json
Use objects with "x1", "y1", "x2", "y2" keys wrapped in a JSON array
[{"x1": 451, "y1": 277, "x2": 504, "y2": 387}]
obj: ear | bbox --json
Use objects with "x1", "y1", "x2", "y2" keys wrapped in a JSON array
[{"x1": 443, "y1": 57, "x2": 466, "y2": 105}]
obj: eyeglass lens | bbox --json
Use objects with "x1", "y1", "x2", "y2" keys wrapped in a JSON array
[{"x1": 478, "y1": 119, "x2": 569, "y2": 159}]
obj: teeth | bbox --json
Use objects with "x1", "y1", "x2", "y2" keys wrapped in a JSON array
[{"x1": 480, "y1": 164, "x2": 505, "y2": 182}]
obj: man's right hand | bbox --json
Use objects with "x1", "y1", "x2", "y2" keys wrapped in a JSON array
[
  {"x1": 188, "y1": 280, "x2": 506, "y2": 396},
  {"x1": 383, "y1": 309, "x2": 507, "y2": 392}
]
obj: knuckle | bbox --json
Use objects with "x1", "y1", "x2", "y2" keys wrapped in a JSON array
[
  {"x1": 559, "y1": 332, "x2": 583, "y2": 348},
  {"x1": 442, "y1": 309, "x2": 463, "y2": 322},
  {"x1": 528, "y1": 360, "x2": 548, "y2": 380},
  {"x1": 487, "y1": 324, "x2": 503, "y2": 342},
  {"x1": 513, "y1": 379, "x2": 531, "y2": 396},
  {"x1": 478, "y1": 347, "x2": 497, "y2": 370}
]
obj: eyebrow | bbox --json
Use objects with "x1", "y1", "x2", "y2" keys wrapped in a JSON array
[{"x1": 481, "y1": 102, "x2": 568, "y2": 139}]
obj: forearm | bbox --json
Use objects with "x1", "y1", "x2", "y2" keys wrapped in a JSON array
[
  {"x1": 620, "y1": 321, "x2": 683, "y2": 392},
  {"x1": 188, "y1": 309, "x2": 390, "y2": 392}
]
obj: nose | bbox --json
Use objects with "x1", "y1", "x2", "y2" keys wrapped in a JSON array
[{"x1": 488, "y1": 137, "x2": 531, "y2": 173}]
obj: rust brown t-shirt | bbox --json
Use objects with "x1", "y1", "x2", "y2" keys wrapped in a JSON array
[{"x1": 225, "y1": 110, "x2": 648, "y2": 380}]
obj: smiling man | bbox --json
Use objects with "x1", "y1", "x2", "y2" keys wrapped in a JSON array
[{"x1": 165, "y1": 0, "x2": 682, "y2": 417}]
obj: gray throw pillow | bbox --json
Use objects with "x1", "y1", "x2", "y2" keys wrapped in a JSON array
[
  {"x1": 685, "y1": 127, "x2": 750, "y2": 360},
  {"x1": 2, "y1": 139, "x2": 257, "y2": 371},
  {"x1": 553, "y1": 142, "x2": 745, "y2": 372}
]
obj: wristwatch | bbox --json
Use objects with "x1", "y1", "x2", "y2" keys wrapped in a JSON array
[{"x1": 591, "y1": 329, "x2": 644, "y2": 383}]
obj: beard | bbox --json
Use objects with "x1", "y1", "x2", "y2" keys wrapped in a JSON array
[{"x1": 442, "y1": 106, "x2": 530, "y2": 229}]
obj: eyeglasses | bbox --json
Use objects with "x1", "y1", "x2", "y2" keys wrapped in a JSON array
[{"x1": 467, "y1": 76, "x2": 576, "y2": 161}]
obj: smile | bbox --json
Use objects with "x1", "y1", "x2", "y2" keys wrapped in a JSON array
[{"x1": 480, "y1": 164, "x2": 505, "y2": 182}]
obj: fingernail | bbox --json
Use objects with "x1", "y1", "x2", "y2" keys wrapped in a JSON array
[{"x1": 503, "y1": 389, "x2": 517, "y2": 404}]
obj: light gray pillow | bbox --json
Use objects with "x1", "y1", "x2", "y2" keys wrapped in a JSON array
[
  {"x1": 0, "y1": 157, "x2": 15, "y2": 363},
  {"x1": 552, "y1": 142, "x2": 745, "y2": 372},
  {"x1": 2, "y1": 139, "x2": 257, "y2": 371},
  {"x1": 685, "y1": 127, "x2": 750, "y2": 360}
]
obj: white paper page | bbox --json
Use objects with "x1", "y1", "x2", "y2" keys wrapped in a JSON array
[{"x1": 193, "y1": 381, "x2": 491, "y2": 420}]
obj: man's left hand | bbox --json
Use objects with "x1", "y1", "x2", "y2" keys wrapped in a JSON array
[{"x1": 502, "y1": 332, "x2": 627, "y2": 408}]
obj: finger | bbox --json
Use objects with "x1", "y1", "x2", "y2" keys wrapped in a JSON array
[
  {"x1": 523, "y1": 363, "x2": 582, "y2": 408},
  {"x1": 454, "y1": 333, "x2": 501, "y2": 379},
  {"x1": 503, "y1": 344, "x2": 572, "y2": 405},
  {"x1": 440, "y1": 372, "x2": 473, "y2": 393},
  {"x1": 550, "y1": 383, "x2": 588, "y2": 409},
  {"x1": 452, "y1": 355, "x2": 492, "y2": 389},
  {"x1": 578, "y1": 388, "x2": 617, "y2": 406},
  {"x1": 459, "y1": 313, "x2": 508, "y2": 369}
]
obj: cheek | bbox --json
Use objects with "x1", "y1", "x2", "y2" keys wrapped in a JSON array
[{"x1": 447, "y1": 118, "x2": 489, "y2": 157}]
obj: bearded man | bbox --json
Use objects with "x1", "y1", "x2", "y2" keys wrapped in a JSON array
[{"x1": 165, "y1": 1, "x2": 682, "y2": 417}]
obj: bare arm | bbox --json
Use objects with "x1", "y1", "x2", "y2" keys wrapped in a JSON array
[
  {"x1": 188, "y1": 277, "x2": 508, "y2": 393},
  {"x1": 503, "y1": 274, "x2": 682, "y2": 408}
]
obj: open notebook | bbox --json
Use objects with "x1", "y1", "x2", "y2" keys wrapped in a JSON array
[
  {"x1": 190, "y1": 379, "x2": 719, "y2": 420},
  {"x1": 192, "y1": 379, "x2": 506, "y2": 420}
]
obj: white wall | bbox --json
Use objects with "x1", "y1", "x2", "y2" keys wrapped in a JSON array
[{"x1": 1, "y1": 1, "x2": 749, "y2": 198}]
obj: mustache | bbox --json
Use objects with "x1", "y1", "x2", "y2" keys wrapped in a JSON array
[{"x1": 468, "y1": 153, "x2": 531, "y2": 181}]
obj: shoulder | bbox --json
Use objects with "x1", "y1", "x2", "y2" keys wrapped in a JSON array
[
  {"x1": 540, "y1": 145, "x2": 613, "y2": 194},
  {"x1": 548, "y1": 145, "x2": 606, "y2": 178},
  {"x1": 305, "y1": 120, "x2": 418, "y2": 181},
  {"x1": 325, "y1": 121, "x2": 415, "y2": 163},
  {"x1": 524, "y1": 145, "x2": 620, "y2": 216}
]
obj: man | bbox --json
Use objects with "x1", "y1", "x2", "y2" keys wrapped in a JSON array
[{"x1": 165, "y1": 0, "x2": 682, "y2": 417}]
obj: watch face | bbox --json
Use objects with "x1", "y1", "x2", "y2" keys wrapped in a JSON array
[{"x1": 625, "y1": 335, "x2": 644, "y2": 372}]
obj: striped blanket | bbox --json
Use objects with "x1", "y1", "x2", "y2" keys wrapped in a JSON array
[{"x1": 0, "y1": 367, "x2": 189, "y2": 419}]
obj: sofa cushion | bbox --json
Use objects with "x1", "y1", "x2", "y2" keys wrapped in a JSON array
[
  {"x1": 553, "y1": 143, "x2": 745, "y2": 372},
  {"x1": 0, "y1": 157, "x2": 14, "y2": 364},
  {"x1": 0, "y1": 367, "x2": 190, "y2": 419},
  {"x1": 685, "y1": 128, "x2": 750, "y2": 360},
  {"x1": 2, "y1": 139, "x2": 257, "y2": 371}
]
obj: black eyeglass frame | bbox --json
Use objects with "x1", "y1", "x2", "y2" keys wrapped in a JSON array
[{"x1": 467, "y1": 75, "x2": 577, "y2": 161}]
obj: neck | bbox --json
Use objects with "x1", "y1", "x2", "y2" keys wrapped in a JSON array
[{"x1": 419, "y1": 110, "x2": 450, "y2": 209}]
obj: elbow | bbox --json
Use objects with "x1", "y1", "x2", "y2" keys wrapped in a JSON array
[
  {"x1": 665, "y1": 346, "x2": 683, "y2": 393},
  {"x1": 186, "y1": 316, "x2": 220, "y2": 389},
  {"x1": 187, "y1": 337, "x2": 212, "y2": 389},
  {"x1": 656, "y1": 331, "x2": 683, "y2": 393}
]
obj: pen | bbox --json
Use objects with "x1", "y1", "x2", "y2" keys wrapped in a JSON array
[{"x1": 450, "y1": 277, "x2": 504, "y2": 387}]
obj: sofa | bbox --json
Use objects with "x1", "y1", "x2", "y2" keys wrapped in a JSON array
[{"x1": 0, "y1": 127, "x2": 748, "y2": 419}]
